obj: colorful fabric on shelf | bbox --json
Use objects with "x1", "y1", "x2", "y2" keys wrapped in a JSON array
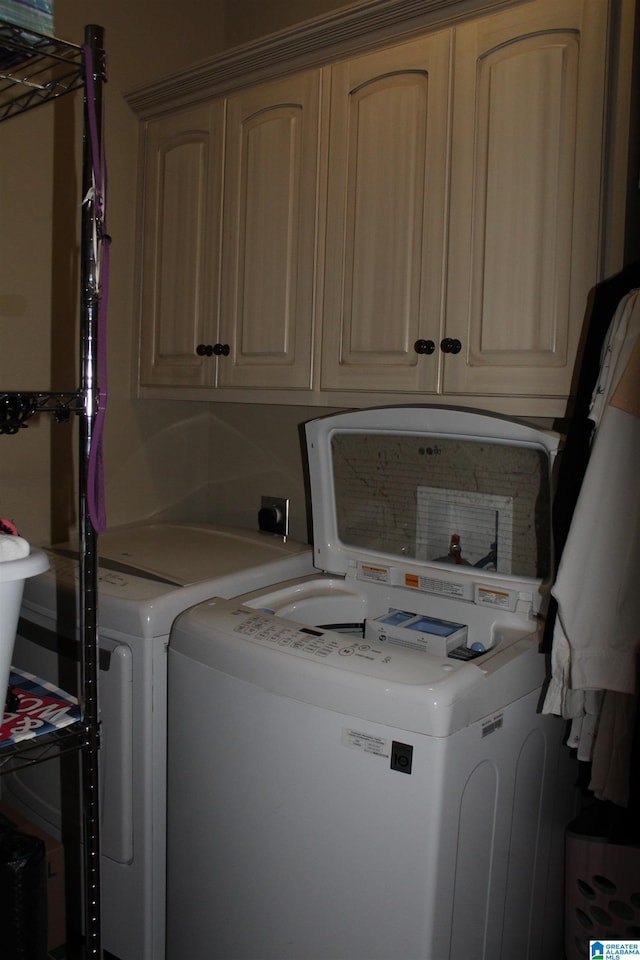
[{"x1": 1, "y1": 668, "x2": 79, "y2": 745}]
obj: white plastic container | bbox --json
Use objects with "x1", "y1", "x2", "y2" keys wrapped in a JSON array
[{"x1": 0, "y1": 549, "x2": 49, "y2": 704}]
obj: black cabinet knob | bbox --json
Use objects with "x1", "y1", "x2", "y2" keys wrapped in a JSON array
[
  {"x1": 196, "y1": 343, "x2": 230, "y2": 357},
  {"x1": 414, "y1": 339, "x2": 435, "y2": 355},
  {"x1": 440, "y1": 337, "x2": 462, "y2": 354}
]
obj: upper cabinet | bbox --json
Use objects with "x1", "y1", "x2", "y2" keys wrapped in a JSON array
[
  {"x1": 138, "y1": 72, "x2": 320, "y2": 392},
  {"x1": 138, "y1": 101, "x2": 223, "y2": 388},
  {"x1": 219, "y1": 71, "x2": 320, "y2": 390},
  {"x1": 320, "y1": 32, "x2": 451, "y2": 394},
  {"x1": 444, "y1": 0, "x2": 608, "y2": 399},
  {"x1": 321, "y1": 0, "x2": 608, "y2": 401},
  {"x1": 130, "y1": 0, "x2": 633, "y2": 416}
]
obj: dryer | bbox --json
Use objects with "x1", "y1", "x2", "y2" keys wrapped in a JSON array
[
  {"x1": 166, "y1": 407, "x2": 576, "y2": 960},
  {"x1": 5, "y1": 521, "x2": 313, "y2": 960}
]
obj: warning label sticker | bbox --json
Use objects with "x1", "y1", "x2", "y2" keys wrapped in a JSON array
[
  {"x1": 476, "y1": 587, "x2": 512, "y2": 608},
  {"x1": 359, "y1": 564, "x2": 390, "y2": 584}
]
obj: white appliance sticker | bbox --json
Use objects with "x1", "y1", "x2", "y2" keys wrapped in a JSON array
[
  {"x1": 481, "y1": 713, "x2": 504, "y2": 738},
  {"x1": 342, "y1": 728, "x2": 390, "y2": 759},
  {"x1": 405, "y1": 573, "x2": 465, "y2": 598}
]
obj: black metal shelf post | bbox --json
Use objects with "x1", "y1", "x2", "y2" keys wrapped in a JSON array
[
  {"x1": 0, "y1": 19, "x2": 106, "y2": 960},
  {"x1": 78, "y1": 24, "x2": 104, "y2": 960}
]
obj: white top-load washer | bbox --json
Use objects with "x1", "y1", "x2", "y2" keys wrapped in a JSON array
[
  {"x1": 166, "y1": 407, "x2": 576, "y2": 960},
  {"x1": 6, "y1": 522, "x2": 313, "y2": 960}
]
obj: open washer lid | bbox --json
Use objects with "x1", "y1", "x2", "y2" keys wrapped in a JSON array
[{"x1": 305, "y1": 406, "x2": 561, "y2": 614}]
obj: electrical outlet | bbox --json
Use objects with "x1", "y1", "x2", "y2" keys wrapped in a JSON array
[{"x1": 258, "y1": 496, "x2": 289, "y2": 537}]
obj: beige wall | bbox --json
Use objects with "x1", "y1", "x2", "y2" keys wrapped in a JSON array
[
  {"x1": 224, "y1": 0, "x2": 361, "y2": 46},
  {"x1": 1, "y1": 0, "x2": 353, "y2": 547}
]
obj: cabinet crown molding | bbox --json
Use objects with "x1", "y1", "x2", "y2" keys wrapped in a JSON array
[{"x1": 125, "y1": 0, "x2": 519, "y2": 117}]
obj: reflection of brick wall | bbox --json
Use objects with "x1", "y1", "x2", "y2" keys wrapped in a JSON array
[{"x1": 332, "y1": 433, "x2": 550, "y2": 579}]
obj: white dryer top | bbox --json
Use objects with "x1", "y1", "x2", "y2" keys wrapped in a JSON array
[
  {"x1": 20, "y1": 523, "x2": 312, "y2": 639},
  {"x1": 93, "y1": 522, "x2": 309, "y2": 587}
]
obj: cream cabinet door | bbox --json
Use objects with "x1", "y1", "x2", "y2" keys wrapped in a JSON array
[
  {"x1": 444, "y1": 0, "x2": 608, "y2": 398},
  {"x1": 218, "y1": 71, "x2": 321, "y2": 390},
  {"x1": 320, "y1": 32, "x2": 451, "y2": 393},
  {"x1": 138, "y1": 102, "x2": 224, "y2": 388}
]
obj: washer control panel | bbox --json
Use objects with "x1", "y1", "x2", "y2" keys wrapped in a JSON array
[
  {"x1": 219, "y1": 607, "x2": 485, "y2": 689},
  {"x1": 233, "y1": 612, "x2": 391, "y2": 663}
]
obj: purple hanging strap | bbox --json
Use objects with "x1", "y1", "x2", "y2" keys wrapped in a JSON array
[{"x1": 82, "y1": 42, "x2": 109, "y2": 533}]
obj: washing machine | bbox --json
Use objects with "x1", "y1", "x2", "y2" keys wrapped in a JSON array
[
  {"x1": 4, "y1": 521, "x2": 313, "y2": 960},
  {"x1": 166, "y1": 407, "x2": 576, "y2": 960}
]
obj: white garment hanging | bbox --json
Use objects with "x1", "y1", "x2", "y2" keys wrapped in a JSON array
[{"x1": 542, "y1": 289, "x2": 640, "y2": 804}]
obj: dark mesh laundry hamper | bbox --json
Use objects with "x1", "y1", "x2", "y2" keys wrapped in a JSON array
[
  {"x1": 0, "y1": 829, "x2": 48, "y2": 960},
  {"x1": 565, "y1": 825, "x2": 640, "y2": 959}
]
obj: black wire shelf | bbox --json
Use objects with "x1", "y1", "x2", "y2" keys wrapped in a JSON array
[
  {"x1": 0, "y1": 20, "x2": 84, "y2": 121},
  {"x1": 0, "y1": 721, "x2": 89, "y2": 773},
  {"x1": 0, "y1": 19, "x2": 106, "y2": 955},
  {"x1": 0, "y1": 391, "x2": 85, "y2": 433}
]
